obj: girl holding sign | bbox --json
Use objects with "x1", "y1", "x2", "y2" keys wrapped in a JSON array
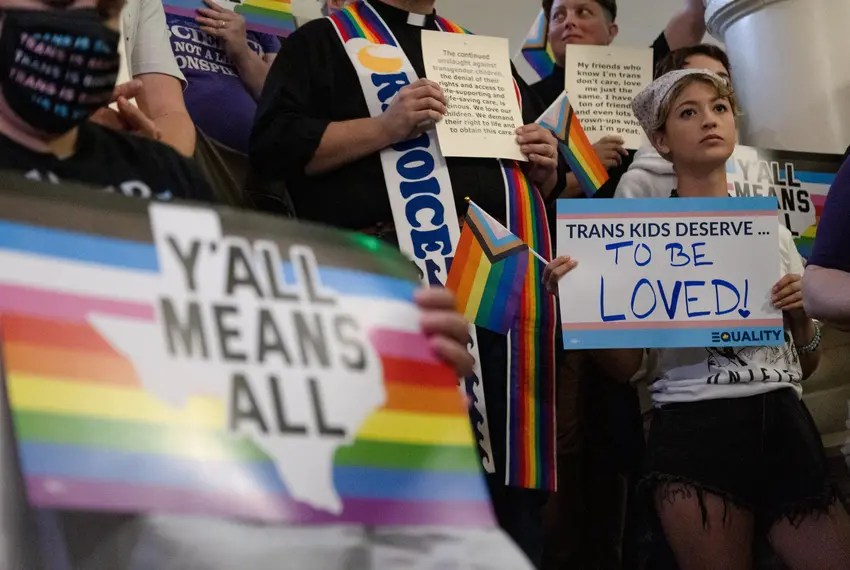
[{"x1": 544, "y1": 69, "x2": 850, "y2": 569}]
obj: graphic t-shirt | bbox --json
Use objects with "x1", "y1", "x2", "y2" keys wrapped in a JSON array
[
  {"x1": 649, "y1": 224, "x2": 806, "y2": 405},
  {"x1": 167, "y1": 14, "x2": 280, "y2": 153},
  {"x1": 0, "y1": 122, "x2": 214, "y2": 203}
]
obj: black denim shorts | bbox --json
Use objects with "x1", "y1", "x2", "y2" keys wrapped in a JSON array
[{"x1": 642, "y1": 387, "x2": 840, "y2": 529}]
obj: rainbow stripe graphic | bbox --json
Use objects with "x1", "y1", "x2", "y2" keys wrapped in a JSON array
[
  {"x1": 163, "y1": 0, "x2": 296, "y2": 37},
  {"x1": 446, "y1": 201, "x2": 529, "y2": 334},
  {"x1": 725, "y1": 147, "x2": 842, "y2": 259},
  {"x1": 0, "y1": 192, "x2": 494, "y2": 527},
  {"x1": 538, "y1": 92, "x2": 609, "y2": 197},
  {"x1": 514, "y1": 9, "x2": 555, "y2": 85},
  {"x1": 504, "y1": 164, "x2": 557, "y2": 491}
]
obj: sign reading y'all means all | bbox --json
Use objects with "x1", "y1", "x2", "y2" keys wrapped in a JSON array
[{"x1": 556, "y1": 197, "x2": 784, "y2": 349}]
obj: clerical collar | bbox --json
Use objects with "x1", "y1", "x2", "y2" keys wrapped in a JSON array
[{"x1": 368, "y1": 0, "x2": 437, "y2": 28}]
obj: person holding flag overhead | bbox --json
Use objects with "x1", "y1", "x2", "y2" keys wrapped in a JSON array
[{"x1": 250, "y1": 0, "x2": 564, "y2": 564}]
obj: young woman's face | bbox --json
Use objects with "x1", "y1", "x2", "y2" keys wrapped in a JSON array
[
  {"x1": 653, "y1": 80, "x2": 737, "y2": 168},
  {"x1": 681, "y1": 54, "x2": 731, "y2": 84}
]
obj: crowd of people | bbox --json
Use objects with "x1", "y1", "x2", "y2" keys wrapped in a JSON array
[{"x1": 0, "y1": 0, "x2": 849, "y2": 568}]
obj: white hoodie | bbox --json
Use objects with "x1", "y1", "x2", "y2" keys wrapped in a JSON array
[{"x1": 614, "y1": 144, "x2": 675, "y2": 199}]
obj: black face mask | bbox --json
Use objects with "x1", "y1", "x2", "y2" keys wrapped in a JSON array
[{"x1": 0, "y1": 8, "x2": 120, "y2": 134}]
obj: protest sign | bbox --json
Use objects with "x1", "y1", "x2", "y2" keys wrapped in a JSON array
[
  {"x1": 0, "y1": 183, "x2": 492, "y2": 527},
  {"x1": 422, "y1": 30, "x2": 526, "y2": 161},
  {"x1": 564, "y1": 45, "x2": 652, "y2": 149},
  {"x1": 163, "y1": 0, "x2": 297, "y2": 37},
  {"x1": 726, "y1": 146, "x2": 844, "y2": 259},
  {"x1": 556, "y1": 197, "x2": 784, "y2": 349}
]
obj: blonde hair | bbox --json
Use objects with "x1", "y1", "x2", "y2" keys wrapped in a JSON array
[{"x1": 652, "y1": 76, "x2": 740, "y2": 135}]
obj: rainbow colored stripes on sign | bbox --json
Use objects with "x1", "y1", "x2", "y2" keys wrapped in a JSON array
[
  {"x1": 538, "y1": 92, "x2": 608, "y2": 197},
  {"x1": 503, "y1": 164, "x2": 557, "y2": 491},
  {"x1": 0, "y1": 209, "x2": 493, "y2": 527},
  {"x1": 514, "y1": 9, "x2": 555, "y2": 84},
  {"x1": 446, "y1": 202, "x2": 529, "y2": 334},
  {"x1": 163, "y1": 0, "x2": 296, "y2": 37},
  {"x1": 795, "y1": 193, "x2": 826, "y2": 258}
]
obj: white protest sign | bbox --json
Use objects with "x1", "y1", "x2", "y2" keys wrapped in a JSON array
[
  {"x1": 422, "y1": 30, "x2": 526, "y2": 161},
  {"x1": 556, "y1": 197, "x2": 784, "y2": 349},
  {"x1": 564, "y1": 45, "x2": 652, "y2": 149}
]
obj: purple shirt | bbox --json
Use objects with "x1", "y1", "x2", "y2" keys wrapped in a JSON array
[
  {"x1": 166, "y1": 14, "x2": 280, "y2": 154},
  {"x1": 809, "y1": 154, "x2": 850, "y2": 272}
]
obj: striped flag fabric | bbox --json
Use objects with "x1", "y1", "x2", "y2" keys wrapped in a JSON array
[
  {"x1": 512, "y1": 9, "x2": 556, "y2": 86},
  {"x1": 537, "y1": 92, "x2": 609, "y2": 197},
  {"x1": 446, "y1": 201, "x2": 530, "y2": 335}
]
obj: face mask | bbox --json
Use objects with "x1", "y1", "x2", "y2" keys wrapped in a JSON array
[{"x1": 0, "y1": 8, "x2": 120, "y2": 134}]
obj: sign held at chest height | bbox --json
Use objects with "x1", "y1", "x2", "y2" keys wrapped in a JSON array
[{"x1": 556, "y1": 197, "x2": 784, "y2": 349}]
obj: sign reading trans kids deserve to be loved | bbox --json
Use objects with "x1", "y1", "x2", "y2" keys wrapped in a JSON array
[
  {"x1": 556, "y1": 197, "x2": 784, "y2": 349},
  {"x1": 0, "y1": 182, "x2": 492, "y2": 528}
]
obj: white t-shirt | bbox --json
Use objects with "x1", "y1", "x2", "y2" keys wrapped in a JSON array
[
  {"x1": 650, "y1": 224, "x2": 806, "y2": 405},
  {"x1": 122, "y1": 0, "x2": 186, "y2": 84}
]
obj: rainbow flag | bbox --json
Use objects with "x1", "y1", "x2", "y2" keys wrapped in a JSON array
[
  {"x1": 446, "y1": 201, "x2": 530, "y2": 334},
  {"x1": 163, "y1": 0, "x2": 296, "y2": 37},
  {"x1": 538, "y1": 92, "x2": 609, "y2": 197},
  {"x1": 0, "y1": 185, "x2": 494, "y2": 527},
  {"x1": 513, "y1": 9, "x2": 555, "y2": 85}
]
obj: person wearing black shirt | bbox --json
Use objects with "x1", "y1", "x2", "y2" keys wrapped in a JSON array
[
  {"x1": 251, "y1": 1, "x2": 564, "y2": 566},
  {"x1": 536, "y1": 0, "x2": 707, "y2": 199},
  {"x1": 0, "y1": 0, "x2": 214, "y2": 202}
]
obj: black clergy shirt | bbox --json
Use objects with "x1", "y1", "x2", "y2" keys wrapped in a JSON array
[{"x1": 250, "y1": 0, "x2": 558, "y2": 230}]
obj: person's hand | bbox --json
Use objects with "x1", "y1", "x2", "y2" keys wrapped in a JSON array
[
  {"x1": 415, "y1": 287, "x2": 474, "y2": 378},
  {"x1": 378, "y1": 78, "x2": 447, "y2": 144},
  {"x1": 517, "y1": 123, "x2": 559, "y2": 190},
  {"x1": 89, "y1": 80, "x2": 162, "y2": 141},
  {"x1": 772, "y1": 273, "x2": 806, "y2": 320},
  {"x1": 593, "y1": 135, "x2": 628, "y2": 169},
  {"x1": 196, "y1": 0, "x2": 249, "y2": 60},
  {"x1": 542, "y1": 255, "x2": 578, "y2": 295}
]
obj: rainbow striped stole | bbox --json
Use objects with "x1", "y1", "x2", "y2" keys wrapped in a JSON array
[
  {"x1": 502, "y1": 163, "x2": 557, "y2": 491},
  {"x1": 538, "y1": 92, "x2": 609, "y2": 197},
  {"x1": 435, "y1": 16, "x2": 557, "y2": 491},
  {"x1": 162, "y1": 0, "x2": 296, "y2": 37},
  {"x1": 329, "y1": 0, "x2": 398, "y2": 45}
]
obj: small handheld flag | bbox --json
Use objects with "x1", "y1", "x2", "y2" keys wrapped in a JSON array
[
  {"x1": 513, "y1": 9, "x2": 556, "y2": 86},
  {"x1": 446, "y1": 201, "x2": 532, "y2": 335},
  {"x1": 537, "y1": 92, "x2": 609, "y2": 197}
]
